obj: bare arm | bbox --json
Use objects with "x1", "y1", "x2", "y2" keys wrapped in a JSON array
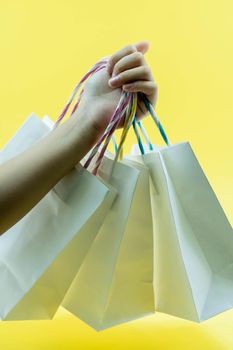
[
  {"x1": 0, "y1": 102, "x2": 99, "y2": 236},
  {"x1": 0, "y1": 41, "x2": 157, "y2": 236}
]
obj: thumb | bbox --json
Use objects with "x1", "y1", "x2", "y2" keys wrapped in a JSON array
[{"x1": 133, "y1": 40, "x2": 150, "y2": 54}]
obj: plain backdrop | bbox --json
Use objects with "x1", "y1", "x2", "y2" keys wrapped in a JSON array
[{"x1": 0, "y1": 1, "x2": 233, "y2": 349}]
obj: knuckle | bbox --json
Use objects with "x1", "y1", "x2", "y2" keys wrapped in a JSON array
[
  {"x1": 150, "y1": 80, "x2": 157, "y2": 87},
  {"x1": 118, "y1": 71, "x2": 127, "y2": 82},
  {"x1": 113, "y1": 61, "x2": 121, "y2": 75},
  {"x1": 117, "y1": 71, "x2": 124, "y2": 80},
  {"x1": 107, "y1": 56, "x2": 114, "y2": 66},
  {"x1": 152, "y1": 80, "x2": 158, "y2": 90},
  {"x1": 134, "y1": 51, "x2": 144, "y2": 64},
  {"x1": 125, "y1": 44, "x2": 137, "y2": 53},
  {"x1": 142, "y1": 65, "x2": 150, "y2": 76},
  {"x1": 148, "y1": 81, "x2": 158, "y2": 94}
]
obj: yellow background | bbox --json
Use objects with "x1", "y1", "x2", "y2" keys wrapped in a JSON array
[{"x1": 0, "y1": 0, "x2": 233, "y2": 349}]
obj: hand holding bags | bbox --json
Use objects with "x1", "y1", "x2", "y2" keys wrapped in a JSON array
[{"x1": 0, "y1": 55, "x2": 233, "y2": 329}]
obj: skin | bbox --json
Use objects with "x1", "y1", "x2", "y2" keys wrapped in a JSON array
[{"x1": 0, "y1": 41, "x2": 158, "y2": 236}]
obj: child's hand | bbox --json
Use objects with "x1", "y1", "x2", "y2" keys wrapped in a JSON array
[{"x1": 77, "y1": 41, "x2": 158, "y2": 135}]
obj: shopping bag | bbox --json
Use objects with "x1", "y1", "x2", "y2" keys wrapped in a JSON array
[
  {"x1": 61, "y1": 151, "x2": 154, "y2": 330},
  {"x1": 0, "y1": 58, "x2": 147, "y2": 323},
  {"x1": 0, "y1": 113, "x2": 115, "y2": 320},
  {"x1": 129, "y1": 93, "x2": 233, "y2": 322},
  {"x1": 60, "y1": 92, "x2": 154, "y2": 331}
]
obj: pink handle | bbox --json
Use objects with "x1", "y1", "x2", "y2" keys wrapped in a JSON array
[
  {"x1": 53, "y1": 58, "x2": 109, "y2": 129},
  {"x1": 52, "y1": 56, "x2": 134, "y2": 175}
]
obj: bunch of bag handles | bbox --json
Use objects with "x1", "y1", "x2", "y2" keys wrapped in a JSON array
[{"x1": 53, "y1": 57, "x2": 171, "y2": 175}]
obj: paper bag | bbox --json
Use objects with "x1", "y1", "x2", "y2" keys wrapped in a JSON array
[
  {"x1": 62, "y1": 153, "x2": 154, "y2": 330},
  {"x1": 131, "y1": 141, "x2": 233, "y2": 322},
  {"x1": 0, "y1": 114, "x2": 115, "y2": 320}
]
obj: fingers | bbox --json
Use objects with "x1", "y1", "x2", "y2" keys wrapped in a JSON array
[
  {"x1": 106, "y1": 41, "x2": 149, "y2": 76},
  {"x1": 108, "y1": 65, "x2": 153, "y2": 88},
  {"x1": 106, "y1": 41, "x2": 157, "y2": 114},
  {"x1": 133, "y1": 41, "x2": 150, "y2": 54},
  {"x1": 111, "y1": 51, "x2": 146, "y2": 78},
  {"x1": 106, "y1": 44, "x2": 137, "y2": 75},
  {"x1": 123, "y1": 80, "x2": 157, "y2": 96}
]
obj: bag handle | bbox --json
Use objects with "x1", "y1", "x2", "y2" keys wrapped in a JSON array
[
  {"x1": 138, "y1": 92, "x2": 170, "y2": 146},
  {"x1": 88, "y1": 92, "x2": 138, "y2": 173},
  {"x1": 83, "y1": 91, "x2": 134, "y2": 174},
  {"x1": 51, "y1": 57, "x2": 170, "y2": 173},
  {"x1": 52, "y1": 57, "x2": 109, "y2": 129},
  {"x1": 137, "y1": 121, "x2": 154, "y2": 151},
  {"x1": 113, "y1": 92, "x2": 170, "y2": 160},
  {"x1": 50, "y1": 55, "x2": 133, "y2": 175},
  {"x1": 113, "y1": 92, "x2": 138, "y2": 161}
]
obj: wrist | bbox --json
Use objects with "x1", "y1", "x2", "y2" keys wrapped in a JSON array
[{"x1": 52, "y1": 101, "x2": 100, "y2": 170}]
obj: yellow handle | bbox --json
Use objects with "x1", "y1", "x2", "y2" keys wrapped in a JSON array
[{"x1": 114, "y1": 93, "x2": 138, "y2": 161}]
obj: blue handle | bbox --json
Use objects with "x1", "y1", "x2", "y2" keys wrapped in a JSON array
[{"x1": 139, "y1": 92, "x2": 170, "y2": 146}]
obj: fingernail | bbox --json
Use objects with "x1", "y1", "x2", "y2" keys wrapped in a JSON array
[
  {"x1": 124, "y1": 84, "x2": 133, "y2": 89},
  {"x1": 109, "y1": 76, "x2": 118, "y2": 86}
]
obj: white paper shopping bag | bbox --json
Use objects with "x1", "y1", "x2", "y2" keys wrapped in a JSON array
[
  {"x1": 4, "y1": 180, "x2": 116, "y2": 320},
  {"x1": 62, "y1": 153, "x2": 154, "y2": 330},
  {"x1": 131, "y1": 133, "x2": 233, "y2": 322},
  {"x1": 0, "y1": 114, "x2": 115, "y2": 320}
]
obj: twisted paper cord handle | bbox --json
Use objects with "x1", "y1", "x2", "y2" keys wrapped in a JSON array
[
  {"x1": 51, "y1": 57, "x2": 170, "y2": 174},
  {"x1": 137, "y1": 121, "x2": 154, "y2": 151},
  {"x1": 139, "y1": 92, "x2": 170, "y2": 146},
  {"x1": 114, "y1": 93, "x2": 137, "y2": 161},
  {"x1": 83, "y1": 91, "x2": 131, "y2": 172},
  {"x1": 53, "y1": 58, "x2": 109, "y2": 129}
]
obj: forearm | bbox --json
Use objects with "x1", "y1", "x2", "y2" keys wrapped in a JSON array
[{"x1": 0, "y1": 101, "x2": 98, "y2": 235}]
